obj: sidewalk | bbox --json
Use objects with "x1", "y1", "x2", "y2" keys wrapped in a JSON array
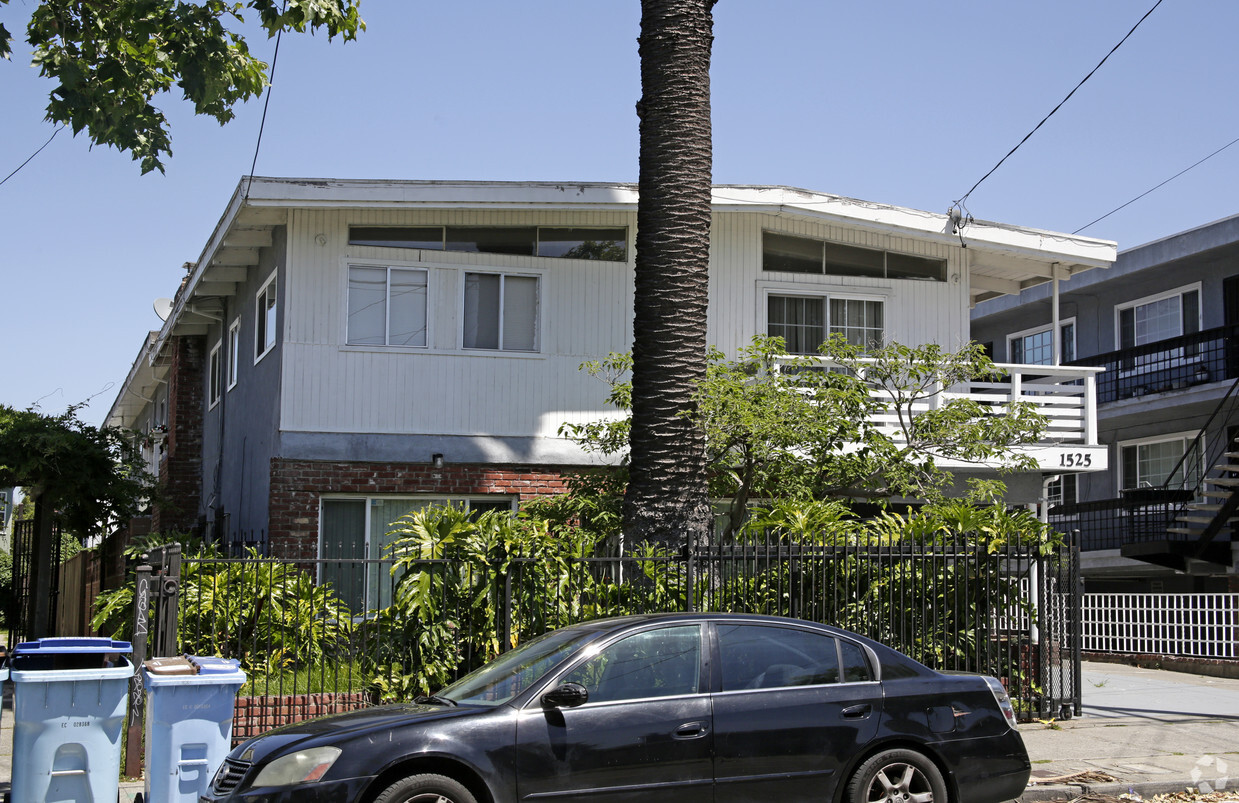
[
  {"x1": 1018, "y1": 660, "x2": 1239, "y2": 801},
  {"x1": 2, "y1": 660, "x2": 1238, "y2": 802}
]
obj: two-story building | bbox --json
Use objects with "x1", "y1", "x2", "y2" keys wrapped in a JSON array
[
  {"x1": 107, "y1": 178, "x2": 1116, "y2": 582},
  {"x1": 972, "y1": 214, "x2": 1239, "y2": 592}
]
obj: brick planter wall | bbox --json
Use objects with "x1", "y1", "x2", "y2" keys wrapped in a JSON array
[
  {"x1": 267, "y1": 459, "x2": 571, "y2": 559},
  {"x1": 231, "y1": 692, "x2": 373, "y2": 744}
]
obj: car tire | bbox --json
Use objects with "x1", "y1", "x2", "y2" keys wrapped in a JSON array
[
  {"x1": 846, "y1": 748, "x2": 948, "y2": 803},
  {"x1": 372, "y1": 773, "x2": 478, "y2": 803}
]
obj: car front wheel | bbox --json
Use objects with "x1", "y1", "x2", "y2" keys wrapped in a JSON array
[
  {"x1": 846, "y1": 748, "x2": 948, "y2": 803},
  {"x1": 373, "y1": 773, "x2": 478, "y2": 803}
]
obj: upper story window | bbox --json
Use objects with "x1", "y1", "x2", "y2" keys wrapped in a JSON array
[
  {"x1": 763, "y1": 232, "x2": 945, "y2": 282},
  {"x1": 349, "y1": 226, "x2": 627, "y2": 262},
  {"x1": 768, "y1": 293, "x2": 884, "y2": 354},
  {"x1": 347, "y1": 265, "x2": 428, "y2": 347},
  {"x1": 227, "y1": 319, "x2": 240, "y2": 390},
  {"x1": 208, "y1": 340, "x2": 223, "y2": 408},
  {"x1": 1009, "y1": 320, "x2": 1075, "y2": 365},
  {"x1": 463, "y1": 272, "x2": 539, "y2": 351},
  {"x1": 255, "y1": 273, "x2": 278, "y2": 362},
  {"x1": 1117, "y1": 286, "x2": 1200, "y2": 350}
]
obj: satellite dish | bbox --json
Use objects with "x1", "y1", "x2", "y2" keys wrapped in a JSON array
[{"x1": 153, "y1": 298, "x2": 174, "y2": 321}]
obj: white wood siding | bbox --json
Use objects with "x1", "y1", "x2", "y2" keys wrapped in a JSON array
[
  {"x1": 280, "y1": 208, "x2": 975, "y2": 439},
  {"x1": 282, "y1": 208, "x2": 635, "y2": 437}
]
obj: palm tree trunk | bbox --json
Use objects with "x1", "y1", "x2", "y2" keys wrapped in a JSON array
[{"x1": 624, "y1": 0, "x2": 714, "y2": 549}]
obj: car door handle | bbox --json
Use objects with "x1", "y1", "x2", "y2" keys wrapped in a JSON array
[
  {"x1": 842, "y1": 704, "x2": 872, "y2": 719},
  {"x1": 672, "y1": 721, "x2": 710, "y2": 740}
]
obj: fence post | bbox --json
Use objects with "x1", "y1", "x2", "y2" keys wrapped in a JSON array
[
  {"x1": 682, "y1": 543, "x2": 695, "y2": 613},
  {"x1": 1071, "y1": 530, "x2": 1083, "y2": 717},
  {"x1": 499, "y1": 556, "x2": 513, "y2": 654},
  {"x1": 124, "y1": 559, "x2": 152, "y2": 779}
]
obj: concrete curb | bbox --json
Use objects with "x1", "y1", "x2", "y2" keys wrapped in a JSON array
[{"x1": 1018, "y1": 778, "x2": 1204, "y2": 802}]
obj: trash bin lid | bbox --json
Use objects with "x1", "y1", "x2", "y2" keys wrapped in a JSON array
[
  {"x1": 13, "y1": 637, "x2": 133, "y2": 655},
  {"x1": 190, "y1": 656, "x2": 242, "y2": 674},
  {"x1": 144, "y1": 656, "x2": 196, "y2": 675}
]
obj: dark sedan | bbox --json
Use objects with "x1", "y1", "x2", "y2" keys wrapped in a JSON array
[{"x1": 204, "y1": 613, "x2": 1029, "y2": 803}]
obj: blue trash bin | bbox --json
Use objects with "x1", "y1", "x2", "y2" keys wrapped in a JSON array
[
  {"x1": 142, "y1": 655, "x2": 246, "y2": 803},
  {"x1": 9, "y1": 637, "x2": 134, "y2": 803}
]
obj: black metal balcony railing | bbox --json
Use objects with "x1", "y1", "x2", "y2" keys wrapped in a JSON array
[
  {"x1": 1067, "y1": 323, "x2": 1239, "y2": 405},
  {"x1": 1049, "y1": 490, "x2": 1194, "y2": 552}
]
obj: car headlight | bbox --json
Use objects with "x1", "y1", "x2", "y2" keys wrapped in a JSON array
[{"x1": 251, "y1": 746, "x2": 342, "y2": 787}]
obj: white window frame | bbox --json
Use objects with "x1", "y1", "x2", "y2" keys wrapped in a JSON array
[
  {"x1": 1116, "y1": 430, "x2": 1203, "y2": 493},
  {"x1": 255, "y1": 272, "x2": 278, "y2": 364},
  {"x1": 1114, "y1": 283, "x2": 1201, "y2": 372},
  {"x1": 208, "y1": 339, "x2": 223, "y2": 410},
  {"x1": 227, "y1": 318, "x2": 241, "y2": 391},
  {"x1": 460, "y1": 269, "x2": 542, "y2": 353},
  {"x1": 346, "y1": 263, "x2": 432, "y2": 348},
  {"x1": 1046, "y1": 474, "x2": 1077, "y2": 508},
  {"x1": 759, "y1": 283, "x2": 889, "y2": 355},
  {"x1": 1007, "y1": 318, "x2": 1076, "y2": 365}
]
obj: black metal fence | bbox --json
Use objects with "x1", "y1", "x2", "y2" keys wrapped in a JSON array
[
  {"x1": 6, "y1": 518, "x2": 63, "y2": 648},
  {"x1": 150, "y1": 529, "x2": 1080, "y2": 738},
  {"x1": 1068, "y1": 323, "x2": 1239, "y2": 405}
]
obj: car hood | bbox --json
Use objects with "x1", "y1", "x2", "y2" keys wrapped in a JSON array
[{"x1": 232, "y1": 702, "x2": 489, "y2": 765}]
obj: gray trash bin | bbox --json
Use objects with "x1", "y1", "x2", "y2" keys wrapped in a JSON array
[
  {"x1": 9, "y1": 637, "x2": 133, "y2": 803},
  {"x1": 143, "y1": 655, "x2": 246, "y2": 802}
]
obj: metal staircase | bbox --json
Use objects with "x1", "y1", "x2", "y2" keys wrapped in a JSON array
[{"x1": 1120, "y1": 377, "x2": 1239, "y2": 574}]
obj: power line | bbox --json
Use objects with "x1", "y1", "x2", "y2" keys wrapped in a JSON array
[
  {"x1": 0, "y1": 126, "x2": 64, "y2": 188},
  {"x1": 952, "y1": 0, "x2": 1165, "y2": 213},
  {"x1": 1074, "y1": 135, "x2": 1239, "y2": 235},
  {"x1": 243, "y1": 1, "x2": 288, "y2": 204}
]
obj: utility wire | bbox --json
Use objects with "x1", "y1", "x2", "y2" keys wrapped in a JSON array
[
  {"x1": 243, "y1": 2, "x2": 287, "y2": 204},
  {"x1": 1074, "y1": 136, "x2": 1239, "y2": 235},
  {"x1": 0, "y1": 126, "x2": 64, "y2": 188},
  {"x1": 952, "y1": 0, "x2": 1165, "y2": 212}
]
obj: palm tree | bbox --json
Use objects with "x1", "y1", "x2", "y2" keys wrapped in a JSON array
[{"x1": 623, "y1": 0, "x2": 715, "y2": 549}]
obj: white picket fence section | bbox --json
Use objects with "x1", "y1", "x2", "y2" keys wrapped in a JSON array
[{"x1": 1082, "y1": 593, "x2": 1239, "y2": 659}]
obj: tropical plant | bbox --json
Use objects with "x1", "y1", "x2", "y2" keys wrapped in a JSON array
[{"x1": 365, "y1": 506, "x2": 605, "y2": 700}]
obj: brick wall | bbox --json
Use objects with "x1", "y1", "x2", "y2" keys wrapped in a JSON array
[
  {"x1": 232, "y1": 692, "x2": 372, "y2": 744},
  {"x1": 268, "y1": 459, "x2": 571, "y2": 559},
  {"x1": 153, "y1": 335, "x2": 205, "y2": 533}
]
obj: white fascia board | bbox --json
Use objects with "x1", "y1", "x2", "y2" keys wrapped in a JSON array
[
  {"x1": 238, "y1": 177, "x2": 642, "y2": 210},
  {"x1": 711, "y1": 184, "x2": 1117, "y2": 269},
  {"x1": 153, "y1": 178, "x2": 251, "y2": 354},
  {"x1": 106, "y1": 331, "x2": 161, "y2": 428}
]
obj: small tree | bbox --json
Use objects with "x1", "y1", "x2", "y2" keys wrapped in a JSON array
[
  {"x1": 563, "y1": 336, "x2": 1049, "y2": 540},
  {"x1": 0, "y1": 404, "x2": 154, "y2": 636}
]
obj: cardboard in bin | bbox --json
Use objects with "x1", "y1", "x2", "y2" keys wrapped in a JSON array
[{"x1": 144, "y1": 656, "x2": 197, "y2": 675}]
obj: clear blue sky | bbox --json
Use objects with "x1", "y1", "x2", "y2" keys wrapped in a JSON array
[{"x1": 2, "y1": 1, "x2": 1236, "y2": 425}]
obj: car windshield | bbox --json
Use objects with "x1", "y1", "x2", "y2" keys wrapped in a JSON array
[{"x1": 437, "y1": 627, "x2": 602, "y2": 707}]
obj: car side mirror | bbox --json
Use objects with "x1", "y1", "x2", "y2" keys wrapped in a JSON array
[{"x1": 541, "y1": 682, "x2": 589, "y2": 709}]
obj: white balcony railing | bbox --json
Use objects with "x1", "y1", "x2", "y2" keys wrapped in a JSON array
[{"x1": 772, "y1": 359, "x2": 1106, "y2": 472}]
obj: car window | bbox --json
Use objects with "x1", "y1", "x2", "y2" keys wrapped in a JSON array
[
  {"x1": 560, "y1": 625, "x2": 702, "y2": 703},
  {"x1": 839, "y1": 639, "x2": 872, "y2": 682},
  {"x1": 441, "y1": 627, "x2": 601, "y2": 706},
  {"x1": 717, "y1": 624, "x2": 840, "y2": 691}
]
